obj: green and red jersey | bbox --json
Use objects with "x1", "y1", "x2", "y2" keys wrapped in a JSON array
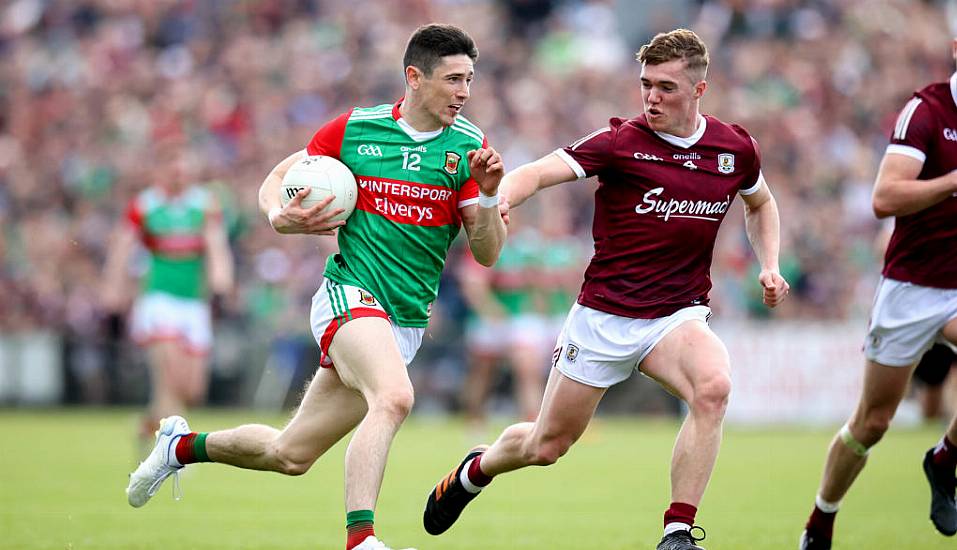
[
  {"x1": 306, "y1": 100, "x2": 485, "y2": 327},
  {"x1": 125, "y1": 185, "x2": 217, "y2": 300}
]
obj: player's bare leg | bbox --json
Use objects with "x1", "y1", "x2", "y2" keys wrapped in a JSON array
[
  {"x1": 138, "y1": 341, "x2": 204, "y2": 455},
  {"x1": 508, "y1": 343, "x2": 546, "y2": 422},
  {"x1": 800, "y1": 359, "x2": 914, "y2": 549},
  {"x1": 126, "y1": 353, "x2": 367, "y2": 508},
  {"x1": 641, "y1": 320, "x2": 730, "y2": 549},
  {"x1": 925, "y1": 320, "x2": 957, "y2": 537},
  {"x1": 327, "y1": 317, "x2": 415, "y2": 548},
  {"x1": 204, "y1": 365, "x2": 366, "y2": 471},
  {"x1": 462, "y1": 352, "x2": 498, "y2": 431},
  {"x1": 424, "y1": 367, "x2": 604, "y2": 535}
]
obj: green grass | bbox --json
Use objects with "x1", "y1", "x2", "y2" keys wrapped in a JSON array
[{"x1": 0, "y1": 409, "x2": 952, "y2": 549}]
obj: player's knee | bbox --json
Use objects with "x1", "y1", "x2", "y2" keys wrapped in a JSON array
[
  {"x1": 691, "y1": 372, "x2": 732, "y2": 417},
  {"x1": 370, "y1": 388, "x2": 415, "y2": 422},
  {"x1": 525, "y1": 433, "x2": 574, "y2": 466},
  {"x1": 854, "y1": 411, "x2": 893, "y2": 446},
  {"x1": 272, "y1": 443, "x2": 316, "y2": 476}
]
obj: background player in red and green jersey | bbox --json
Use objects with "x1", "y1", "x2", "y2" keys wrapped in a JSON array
[
  {"x1": 126, "y1": 23, "x2": 507, "y2": 550},
  {"x1": 102, "y1": 144, "x2": 234, "y2": 451}
]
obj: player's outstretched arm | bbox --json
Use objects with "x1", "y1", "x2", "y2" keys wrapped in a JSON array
[
  {"x1": 500, "y1": 153, "x2": 577, "y2": 209},
  {"x1": 258, "y1": 150, "x2": 345, "y2": 236},
  {"x1": 872, "y1": 153, "x2": 957, "y2": 218},
  {"x1": 742, "y1": 180, "x2": 789, "y2": 308},
  {"x1": 462, "y1": 147, "x2": 507, "y2": 267}
]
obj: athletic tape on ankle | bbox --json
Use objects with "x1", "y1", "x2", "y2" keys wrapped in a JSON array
[{"x1": 839, "y1": 424, "x2": 869, "y2": 456}]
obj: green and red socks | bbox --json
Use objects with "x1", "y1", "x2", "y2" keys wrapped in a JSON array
[
  {"x1": 173, "y1": 432, "x2": 210, "y2": 466},
  {"x1": 663, "y1": 501, "x2": 697, "y2": 536},
  {"x1": 346, "y1": 510, "x2": 375, "y2": 550}
]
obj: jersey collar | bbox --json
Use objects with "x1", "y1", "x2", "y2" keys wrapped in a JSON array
[
  {"x1": 951, "y1": 72, "x2": 957, "y2": 111},
  {"x1": 654, "y1": 114, "x2": 707, "y2": 149},
  {"x1": 392, "y1": 97, "x2": 444, "y2": 142},
  {"x1": 392, "y1": 98, "x2": 403, "y2": 120}
]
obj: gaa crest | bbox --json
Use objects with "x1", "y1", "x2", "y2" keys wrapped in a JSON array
[
  {"x1": 565, "y1": 343, "x2": 580, "y2": 363},
  {"x1": 717, "y1": 153, "x2": 735, "y2": 174},
  {"x1": 444, "y1": 151, "x2": 461, "y2": 175},
  {"x1": 358, "y1": 290, "x2": 377, "y2": 306}
]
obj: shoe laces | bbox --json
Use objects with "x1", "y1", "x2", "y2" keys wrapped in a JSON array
[{"x1": 145, "y1": 463, "x2": 183, "y2": 500}]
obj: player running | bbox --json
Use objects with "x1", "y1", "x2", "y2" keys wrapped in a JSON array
[
  {"x1": 800, "y1": 36, "x2": 957, "y2": 550},
  {"x1": 102, "y1": 145, "x2": 234, "y2": 452},
  {"x1": 422, "y1": 28, "x2": 788, "y2": 550},
  {"x1": 126, "y1": 24, "x2": 506, "y2": 550}
]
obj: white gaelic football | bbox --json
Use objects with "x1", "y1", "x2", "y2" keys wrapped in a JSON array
[{"x1": 280, "y1": 155, "x2": 358, "y2": 222}]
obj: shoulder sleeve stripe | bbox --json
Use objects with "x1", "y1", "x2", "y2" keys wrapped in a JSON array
[
  {"x1": 451, "y1": 125, "x2": 483, "y2": 144},
  {"x1": 349, "y1": 113, "x2": 392, "y2": 121},
  {"x1": 452, "y1": 120, "x2": 484, "y2": 139},
  {"x1": 454, "y1": 117, "x2": 484, "y2": 137},
  {"x1": 885, "y1": 144, "x2": 927, "y2": 164},
  {"x1": 893, "y1": 98, "x2": 922, "y2": 140},
  {"x1": 553, "y1": 148, "x2": 586, "y2": 179},
  {"x1": 739, "y1": 171, "x2": 765, "y2": 196},
  {"x1": 570, "y1": 127, "x2": 611, "y2": 151}
]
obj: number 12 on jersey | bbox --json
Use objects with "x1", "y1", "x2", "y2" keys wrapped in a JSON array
[{"x1": 402, "y1": 151, "x2": 421, "y2": 171}]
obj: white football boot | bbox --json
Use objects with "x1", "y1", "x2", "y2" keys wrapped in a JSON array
[
  {"x1": 351, "y1": 536, "x2": 416, "y2": 550},
  {"x1": 126, "y1": 415, "x2": 190, "y2": 507}
]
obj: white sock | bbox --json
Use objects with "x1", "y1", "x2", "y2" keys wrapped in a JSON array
[
  {"x1": 664, "y1": 522, "x2": 691, "y2": 536},
  {"x1": 458, "y1": 458, "x2": 483, "y2": 494},
  {"x1": 815, "y1": 494, "x2": 840, "y2": 513}
]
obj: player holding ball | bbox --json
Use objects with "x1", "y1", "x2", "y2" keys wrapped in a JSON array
[{"x1": 127, "y1": 23, "x2": 506, "y2": 550}]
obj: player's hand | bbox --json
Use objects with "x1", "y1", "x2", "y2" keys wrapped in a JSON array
[
  {"x1": 758, "y1": 269, "x2": 790, "y2": 308},
  {"x1": 468, "y1": 147, "x2": 505, "y2": 196},
  {"x1": 498, "y1": 195, "x2": 510, "y2": 225},
  {"x1": 270, "y1": 188, "x2": 345, "y2": 236}
]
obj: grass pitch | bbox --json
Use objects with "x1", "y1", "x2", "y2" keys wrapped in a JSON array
[{"x1": 0, "y1": 409, "x2": 951, "y2": 549}]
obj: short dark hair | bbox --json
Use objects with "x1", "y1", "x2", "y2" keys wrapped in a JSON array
[
  {"x1": 637, "y1": 28, "x2": 709, "y2": 82},
  {"x1": 403, "y1": 24, "x2": 478, "y2": 77}
]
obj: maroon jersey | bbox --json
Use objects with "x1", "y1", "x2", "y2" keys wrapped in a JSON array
[
  {"x1": 557, "y1": 114, "x2": 762, "y2": 319},
  {"x1": 882, "y1": 73, "x2": 957, "y2": 289}
]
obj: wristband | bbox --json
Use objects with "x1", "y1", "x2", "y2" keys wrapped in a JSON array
[
  {"x1": 477, "y1": 192, "x2": 499, "y2": 208},
  {"x1": 267, "y1": 207, "x2": 282, "y2": 226}
]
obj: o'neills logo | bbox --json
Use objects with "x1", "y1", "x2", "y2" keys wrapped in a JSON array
[{"x1": 635, "y1": 187, "x2": 730, "y2": 222}]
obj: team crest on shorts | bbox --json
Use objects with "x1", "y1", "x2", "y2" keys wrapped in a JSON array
[
  {"x1": 565, "y1": 343, "x2": 580, "y2": 362},
  {"x1": 444, "y1": 151, "x2": 461, "y2": 174},
  {"x1": 717, "y1": 153, "x2": 735, "y2": 174},
  {"x1": 358, "y1": 290, "x2": 377, "y2": 306}
]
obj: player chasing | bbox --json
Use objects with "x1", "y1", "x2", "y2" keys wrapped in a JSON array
[
  {"x1": 101, "y1": 145, "x2": 234, "y2": 453},
  {"x1": 799, "y1": 36, "x2": 957, "y2": 550},
  {"x1": 126, "y1": 24, "x2": 507, "y2": 550},
  {"x1": 422, "y1": 29, "x2": 789, "y2": 550}
]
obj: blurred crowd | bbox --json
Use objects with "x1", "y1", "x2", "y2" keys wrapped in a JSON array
[{"x1": 1, "y1": 0, "x2": 955, "y2": 405}]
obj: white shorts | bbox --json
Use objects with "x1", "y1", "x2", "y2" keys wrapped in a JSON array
[
  {"x1": 310, "y1": 278, "x2": 424, "y2": 368},
  {"x1": 465, "y1": 314, "x2": 550, "y2": 353},
  {"x1": 864, "y1": 277, "x2": 957, "y2": 367},
  {"x1": 552, "y1": 302, "x2": 712, "y2": 388},
  {"x1": 129, "y1": 292, "x2": 211, "y2": 354}
]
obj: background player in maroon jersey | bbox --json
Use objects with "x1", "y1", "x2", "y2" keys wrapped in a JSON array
[
  {"x1": 423, "y1": 29, "x2": 789, "y2": 550},
  {"x1": 800, "y1": 37, "x2": 957, "y2": 550}
]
